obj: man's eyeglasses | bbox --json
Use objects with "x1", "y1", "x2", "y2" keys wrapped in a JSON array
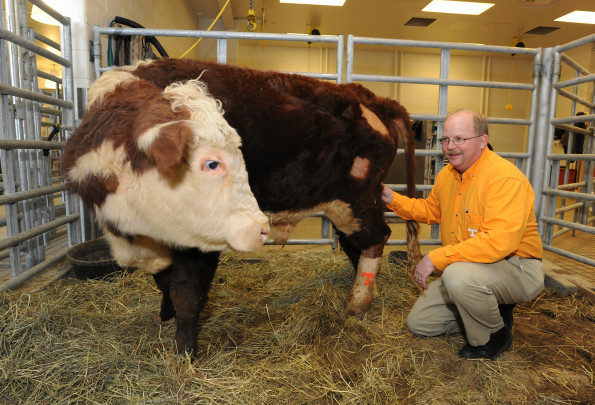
[{"x1": 438, "y1": 135, "x2": 484, "y2": 145}]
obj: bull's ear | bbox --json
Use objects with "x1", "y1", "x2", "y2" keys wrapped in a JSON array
[{"x1": 144, "y1": 121, "x2": 194, "y2": 178}]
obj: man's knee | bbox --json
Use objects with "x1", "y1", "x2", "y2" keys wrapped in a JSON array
[
  {"x1": 441, "y1": 263, "x2": 472, "y2": 300},
  {"x1": 406, "y1": 310, "x2": 439, "y2": 337}
]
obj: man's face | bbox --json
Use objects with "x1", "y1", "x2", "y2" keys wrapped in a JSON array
[{"x1": 442, "y1": 111, "x2": 487, "y2": 173}]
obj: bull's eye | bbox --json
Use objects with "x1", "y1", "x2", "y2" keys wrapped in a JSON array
[{"x1": 206, "y1": 160, "x2": 220, "y2": 170}]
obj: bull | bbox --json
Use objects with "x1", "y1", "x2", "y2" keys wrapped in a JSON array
[{"x1": 68, "y1": 58, "x2": 421, "y2": 357}]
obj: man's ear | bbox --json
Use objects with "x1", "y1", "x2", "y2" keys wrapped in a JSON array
[{"x1": 144, "y1": 121, "x2": 194, "y2": 178}]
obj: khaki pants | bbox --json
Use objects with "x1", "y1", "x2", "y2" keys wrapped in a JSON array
[{"x1": 406, "y1": 257, "x2": 544, "y2": 346}]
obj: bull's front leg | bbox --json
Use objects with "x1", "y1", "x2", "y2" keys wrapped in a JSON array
[
  {"x1": 344, "y1": 240, "x2": 386, "y2": 316},
  {"x1": 169, "y1": 248, "x2": 219, "y2": 357},
  {"x1": 152, "y1": 267, "x2": 176, "y2": 324}
]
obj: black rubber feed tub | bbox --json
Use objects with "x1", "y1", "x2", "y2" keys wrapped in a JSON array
[{"x1": 66, "y1": 238, "x2": 128, "y2": 280}]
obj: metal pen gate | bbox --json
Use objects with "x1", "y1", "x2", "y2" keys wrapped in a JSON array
[
  {"x1": 536, "y1": 35, "x2": 595, "y2": 267},
  {"x1": 0, "y1": 0, "x2": 82, "y2": 291}
]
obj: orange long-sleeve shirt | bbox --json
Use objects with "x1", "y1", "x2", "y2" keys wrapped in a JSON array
[{"x1": 387, "y1": 148, "x2": 543, "y2": 271}]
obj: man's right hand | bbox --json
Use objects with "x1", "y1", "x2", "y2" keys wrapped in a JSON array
[{"x1": 381, "y1": 184, "x2": 394, "y2": 204}]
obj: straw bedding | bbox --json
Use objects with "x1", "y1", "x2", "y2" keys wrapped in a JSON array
[{"x1": 1, "y1": 249, "x2": 593, "y2": 404}]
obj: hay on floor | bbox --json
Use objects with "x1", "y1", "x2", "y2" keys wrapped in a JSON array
[{"x1": 0, "y1": 249, "x2": 593, "y2": 404}]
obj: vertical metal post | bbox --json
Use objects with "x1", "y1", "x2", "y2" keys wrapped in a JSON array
[
  {"x1": 345, "y1": 34, "x2": 354, "y2": 84},
  {"x1": 524, "y1": 48, "x2": 542, "y2": 178},
  {"x1": 336, "y1": 35, "x2": 343, "y2": 84},
  {"x1": 217, "y1": 38, "x2": 227, "y2": 64},
  {"x1": 532, "y1": 46, "x2": 555, "y2": 234}
]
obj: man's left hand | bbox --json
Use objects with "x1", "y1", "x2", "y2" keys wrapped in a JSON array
[{"x1": 414, "y1": 254, "x2": 436, "y2": 290}]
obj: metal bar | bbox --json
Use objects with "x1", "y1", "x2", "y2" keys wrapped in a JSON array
[
  {"x1": 557, "y1": 33, "x2": 595, "y2": 53},
  {"x1": 29, "y1": 0, "x2": 70, "y2": 26},
  {"x1": 0, "y1": 83, "x2": 73, "y2": 108},
  {"x1": 541, "y1": 217, "x2": 595, "y2": 235},
  {"x1": 547, "y1": 153, "x2": 595, "y2": 161},
  {"x1": 543, "y1": 188, "x2": 595, "y2": 201},
  {"x1": 350, "y1": 36, "x2": 539, "y2": 56},
  {"x1": 349, "y1": 74, "x2": 534, "y2": 90},
  {"x1": 0, "y1": 184, "x2": 66, "y2": 205},
  {"x1": 0, "y1": 214, "x2": 79, "y2": 250},
  {"x1": 557, "y1": 89, "x2": 594, "y2": 110},
  {"x1": 386, "y1": 239, "x2": 442, "y2": 246},
  {"x1": 554, "y1": 74, "x2": 595, "y2": 89},
  {"x1": 555, "y1": 122, "x2": 592, "y2": 136},
  {"x1": 33, "y1": 31, "x2": 61, "y2": 51},
  {"x1": 551, "y1": 114, "x2": 595, "y2": 125},
  {"x1": 0, "y1": 27, "x2": 71, "y2": 66},
  {"x1": 0, "y1": 247, "x2": 69, "y2": 292},
  {"x1": 554, "y1": 202, "x2": 583, "y2": 215},
  {"x1": 543, "y1": 244, "x2": 595, "y2": 267},
  {"x1": 94, "y1": 26, "x2": 343, "y2": 44},
  {"x1": 0, "y1": 139, "x2": 65, "y2": 149}
]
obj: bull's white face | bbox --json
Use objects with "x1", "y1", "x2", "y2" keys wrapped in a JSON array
[
  {"x1": 66, "y1": 77, "x2": 270, "y2": 270},
  {"x1": 99, "y1": 124, "x2": 269, "y2": 253}
]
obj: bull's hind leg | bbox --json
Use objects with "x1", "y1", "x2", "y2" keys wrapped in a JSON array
[
  {"x1": 153, "y1": 267, "x2": 176, "y2": 324},
  {"x1": 169, "y1": 248, "x2": 220, "y2": 357}
]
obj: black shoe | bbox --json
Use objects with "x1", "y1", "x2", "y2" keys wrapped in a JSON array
[
  {"x1": 499, "y1": 303, "x2": 516, "y2": 330},
  {"x1": 458, "y1": 326, "x2": 513, "y2": 360}
]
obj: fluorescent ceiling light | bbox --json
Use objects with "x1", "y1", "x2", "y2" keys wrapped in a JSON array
[
  {"x1": 280, "y1": 0, "x2": 346, "y2": 6},
  {"x1": 555, "y1": 11, "x2": 595, "y2": 24},
  {"x1": 422, "y1": 1, "x2": 494, "y2": 15}
]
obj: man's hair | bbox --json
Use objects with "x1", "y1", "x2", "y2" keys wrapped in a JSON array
[{"x1": 446, "y1": 109, "x2": 489, "y2": 136}]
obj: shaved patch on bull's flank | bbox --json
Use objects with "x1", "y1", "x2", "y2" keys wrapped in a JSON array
[
  {"x1": 269, "y1": 200, "x2": 360, "y2": 239},
  {"x1": 350, "y1": 156, "x2": 370, "y2": 179},
  {"x1": 360, "y1": 104, "x2": 389, "y2": 137}
]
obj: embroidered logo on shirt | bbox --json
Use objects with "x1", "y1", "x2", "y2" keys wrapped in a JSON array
[{"x1": 468, "y1": 228, "x2": 478, "y2": 237}]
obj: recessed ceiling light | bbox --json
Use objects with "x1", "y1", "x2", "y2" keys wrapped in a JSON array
[
  {"x1": 280, "y1": 0, "x2": 346, "y2": 6},
  {"x1": 422, "y1": 1, "x2": 494, "y2": 15},
  {"x1": 555, "y1": 11, "x2": 595, "y2": 24}
]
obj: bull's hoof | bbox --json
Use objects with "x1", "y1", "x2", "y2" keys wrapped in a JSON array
[{"x1": 344, "y1": 293, "x2": 373, "y2": 316}]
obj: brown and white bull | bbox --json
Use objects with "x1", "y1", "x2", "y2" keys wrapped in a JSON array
[
  {"x1": 62, "y1": 76, "x2": 270, "y2": 352},
  {"x1": 68, "y1": 58, "x2": 421, "y2": 357}
]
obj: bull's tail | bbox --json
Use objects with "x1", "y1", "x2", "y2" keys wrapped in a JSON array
[{"x1": 394, "y1": 118, "x2": 421, "y2": 273}]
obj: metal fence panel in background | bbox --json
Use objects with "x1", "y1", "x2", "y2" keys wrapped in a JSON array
[{"x1": 0, "y1": 0, "x2": 82, "y2": 292}]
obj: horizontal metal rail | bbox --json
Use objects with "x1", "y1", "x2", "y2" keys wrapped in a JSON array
[
  {"x1": 0, "y1": 247, "x2": 69, "y2": 293},
  {"x1": 0, "y1": 139, "x2": 65, "y2": 149},
  {"x1": 557, "y1": 33, "x2": 595, "y2": 53},
  {"x1": 540, "y1": 216, "x2": 595, "y2": 235},
  {"x1": 0, "y1": 184, "x2": 66, "y2": 205},
  {"x1": 29, "y1": 0, "x2": 70, "y2": 26},
  {"x1": 0, "y1": 83, "x2": 73, "y2": 109},
  {"x1": 0, "y1": 214, "x2": 79, "y2": 250},
  {"x1": 543, "y1": 244, "x2": 595, "y2": 267},
  {"x1": 0, "y1": 27, "x2": 71, "y2": 67},
  {"x1": 349, "y1": 36, "x2": 540, "y2": 56},
  {"x1": 554, "y1": 74, "x2": 595, "y2": 89},
  {"x1": 350, "y1": 74, "x2": 534, "y2": 90},
  {"x1": 543, "y1": 188, "x2": 595, "y2": 201}
]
